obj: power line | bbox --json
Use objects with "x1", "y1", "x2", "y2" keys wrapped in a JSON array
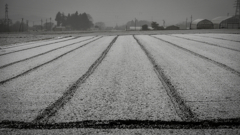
[
  {"x1": 235, "y1": 0, "x2": 240, "y2": 17},
  {"x1": 4, "y1": 4, "x2": 10, "y2": 32}
]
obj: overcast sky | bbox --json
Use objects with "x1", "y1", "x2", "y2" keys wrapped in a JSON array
[{"x1": 0, "y1": 0, "x2": 236, "y2": 27}]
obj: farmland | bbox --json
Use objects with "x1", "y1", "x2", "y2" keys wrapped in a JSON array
[{"x1": 0, "y1": 31, "x2": 240, "y2": 133}]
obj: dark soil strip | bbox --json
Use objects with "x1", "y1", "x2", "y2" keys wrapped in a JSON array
[
  {"x1": 32, "y1": 36, "x2": 118, "y2": 124},
  {"x1": 0, "y1": 37, "x2": 103, "y2": 85},
  {"x1": 0, "y1": 36, "x2": 82, "y2": 56},
  {"x1": 133, "y1": 35, "x2": 197, "y2": 122},
  {"x1": 151, "y1": 35, "x2": 240, "y2": 77},
  {"x1": 1, "y1": 119, "x2": 240, "y2": 129},
  {"x1": 0, "y1": 36, "x2": 97, "y2": 69},
  {"x1": 170, "y1": 35, "x2": 240, "y2": 53},
  {"x1": 193, "y1": 34, "x2": 240, "y2": 43},
  {"x1": 0, "y1": 36, "x2": 69, "y2": 49}
]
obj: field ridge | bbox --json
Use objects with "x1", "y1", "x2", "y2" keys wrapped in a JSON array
[
  {"x1": 32, "y1": 36, "x2": 118, "y2": 124},
  {"x1": 150, "y1": 35, "x2": 240, "y2": 77},
  {"x1": 133, "y1": 35, "x2": 197, "y2": 122},
  {"x1": 0, "y1": 36, "x2": 103, "y2": 84},
  {"x1": 0, "y1": 36, "x2": 97, "y2": 69}
]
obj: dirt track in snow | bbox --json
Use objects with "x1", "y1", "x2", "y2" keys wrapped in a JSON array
[{"x1": 0, "y1": 33, "x2": 240, "y2": 130}]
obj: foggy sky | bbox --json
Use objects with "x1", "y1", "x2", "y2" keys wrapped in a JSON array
[{"x1": 0, "y1": 0, "x2": 236, "y2": 27}]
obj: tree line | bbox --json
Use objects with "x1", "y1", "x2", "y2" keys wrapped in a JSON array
[{"x1": 55, "y1": 11, "x2": 93, "y2": 30}]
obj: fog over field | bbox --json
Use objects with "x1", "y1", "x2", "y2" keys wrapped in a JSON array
[
  {"x1": 1, "y1": 0, "x2": 240, "y2": 134},
  {"x1": 0, "y1": 0, "x2": 236, "y2": 27}
]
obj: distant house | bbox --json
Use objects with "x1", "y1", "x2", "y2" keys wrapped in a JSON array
[
  {"x1": 211, "y1": 16, "x2": 240, "y2": 29},
  {"x1": 191, "y1": 19, "x2": 213, "y2": 29},
  {"x1": 165, "y1": 25, "x2": 179, "y2": 30},
  {"x1": 129, "y1": 26, "x2": 142, "y2": 30},
  {"x1": 53, "y1": 26, "x2": 66, "y2": 31}
]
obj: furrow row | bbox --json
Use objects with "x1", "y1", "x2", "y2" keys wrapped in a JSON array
[
  {"x1": 0, "y1": 36, "x2": 71, "y2": 49},
  {"x1": 170, "y1": 35, "x2": 240, "y2": 52},
  {"x1": 0, "y1": 36, "x2": 96, "y2": 69},
  {"x1": 0, "y1": 36, "x2": 103, "y2": 84},
  {"x1": 133, "y1": 35, "x2": 197, "y2": 122},
  {"x1": 32, "y1": 36, "x2": 118, "y2": 124},
  {"x1": 0, "y1": 36, "x2": 81, "y2": 56},
  {"x1": 150, "y1": 35, "x2": 240, "y2": 77},
  {"x1": 195, "y1": 34, "x2": 240, "y2": 43}
]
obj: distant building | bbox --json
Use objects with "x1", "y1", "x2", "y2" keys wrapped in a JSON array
[
  {"x1": 191, "y1": 19, "x2": 213, "y2": 29},
  {"x1": 211, "y1": 16, "x2": 240, "y2": 29},
  {"x1": 129, "y1": 26, "x2": 142, "y2": 30},
  {"x1": 165, "y1": 25, "x2": 179, "y2": 30},
  {"x1": 53, "y1": 26, "x2": 66, "y2": 31}
]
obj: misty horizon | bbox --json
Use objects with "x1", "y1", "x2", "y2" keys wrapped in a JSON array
[{"x1": 0, "y1": 0, "x2": 237, "y2": 27}]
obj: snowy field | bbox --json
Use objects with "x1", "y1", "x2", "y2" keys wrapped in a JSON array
[{"x1": 0, "y1": 33, "x2": 240, "y2": 133}]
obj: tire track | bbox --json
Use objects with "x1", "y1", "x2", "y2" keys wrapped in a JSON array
[
  {"x1": 1, "y1": 119, "x2": 240, "y2": 129},
  {"x1": 170, "y1": 35, "x2": 240, "y2": 53},
  {"x1": 1, "y1": 36, "x2": 70, "y2": 49},
  {"x1": 0, "y1": 36, "x2": 103, "y2": 85},
  {"x1": 0, "y1": 36, "x2": 82, "y2": 56},
  {"x1": 192, "y1": 34, "x2": 240, "y2": 43},
  {"x1": 32, "y1": 36, "x2": 118, "y2": 124},
  {"x1": 133, "y1": 35, "x2": 197, "y2": 122},
  {"x1": 150, "y1": 35, "x2": 240, "y2": 77},
  {"x1": 0, "y1": 36, "x2": 97, "y2": 69}
]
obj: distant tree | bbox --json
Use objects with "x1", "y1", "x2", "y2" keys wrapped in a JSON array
[
  {"x1": 54, "y1": 11, "x2": 93, "y2": 30},
  {"x1": 95, "y1": 22, "x2": 105, "y2": 30},
  {"x1": 142, "y1": 24, "x2": 149, "y2": 30},
  {"x1": 55, "y1": 12, "x2": 62, "y2": 26},
  {"x1": 87, "y1": 14, "x2": 93, "y2": 23},
  {"x1": 151, "y1": 22, "x2": 159, "y2": 30},
  {"x1": 66, "y1": 13, "x2": 71, "y2": 26},
  {"x1": 61, "y1": 13, "x2": 67, "y2": 26},
  {"x1": 81, "y1": 13, "x2": 91, "y2": 30},
  {"x1": 44, "y1": 22, "x2": 54, "y2": 30}
]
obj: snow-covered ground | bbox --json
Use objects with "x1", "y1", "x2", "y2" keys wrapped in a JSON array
[
  {"x1": 0, "y1": 36, "x2": 93, "y2": 67},
  {"x1": 0, "y1": 36, "x2": 75, "y2": 54},
  {"x1": 172, "y1": 34, "x2": 240, "y2": 52},
  {"x1": 0, "y1": 34, "x2": 72, "y2": 47},
  {"x1": 0, "y1": 36, "x2": 115, "y2": 122},
  {"x1": 0, "y1": 36, "x2": 98, "y2": 82},
  {"x1": 136, "y1": 35, "x2": 240, "y2": 119},
  {"x1": 153, "y1": 35, "x2": 240, "y2": 73},
  {"x1": 193, "y1": 33, "x2": 240, "y2": 42},
  {"x1": 49, "y1": 35, "x2": 180, "y2": 123},
  {"x1": 0, "y1": 33, "x2": 239, "y2": 126}
]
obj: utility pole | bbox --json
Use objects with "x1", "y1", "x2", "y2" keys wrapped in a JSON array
[
  {"x1": 50, "y1": 17, "x2": 51, "y2": 31},
  {"x1": 190, "y1": 15, "x2": 192, "y2": 29},
  {"x1": 41, "y1": 19, "x2": 43, "y2": 31},
  {"x1": 4, "y1": 4, "x2": 9, "y2": 32},
  {"x1": 234, "y1": 0, "x2": 240, "y2": 28},
  {"x1": 186, "y1": 18, "x2": 188, "y2": 29},
  {"x1": 135, "y1": 18, "x2": 136, "y2": 30},
  {"x1": 235, "y1": 0, "x2": 240, "y2": 17},
  {"x1": 26, "y1": 20, "x2": 28, "y2": 31},
  {"x1": 19, "y1": 18, "x2": 24, "y2": 32},
  {"x1": 46, "y1": 19, "x2": 47, "y2": 30},
  {"x1": 163, "y1": 20, "x2": 165, "y2": 28}
]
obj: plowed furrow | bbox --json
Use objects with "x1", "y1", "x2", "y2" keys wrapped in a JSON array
[
  {"x1": 194, "y1": 35, "x2": 240, "y2": 43},
  {"x1": 0, "y1": 36, "x2": 96, "y2": 69},
  {"x1": 1, "y1": 36, "x2": 70, "y2": 49},
  {"x1": 0, "y1": 36, "x2": 81, "y2": 56},
  {"x1": 170, "y1": 35, "x2": 240, "y2": 53},
  {"x1": 0, "y1": 37, "x2": 102, "y2": 84},
  {"x1": 133, "y1": 35, "x2": 197, "y2": 122},
  {"x1": 32, "y1": 36, "x2": 118, "y2": 124},
  {"x1": 150, "y1": 35, "x2": 240, "y2": 77}
]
